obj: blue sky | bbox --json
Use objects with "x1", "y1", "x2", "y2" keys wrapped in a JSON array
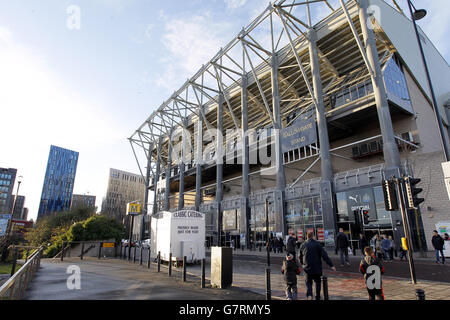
[{"x1": 0, "y1": 0, "x2": 448, "y2": 221}]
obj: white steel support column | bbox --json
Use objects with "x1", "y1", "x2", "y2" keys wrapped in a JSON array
[
  {"x1": 141, "y1": 144, "x2": 152, "y2": 240},
  {"x1": 358, "y1": 0, "x2": 401, "y2": 175},
  {"x1": 195, "y1": 107, "x2": 204, "y2": 211},
  {"x1": 216, "y1": 93, "x2": 224, "y2": 246},
  {"x1": 164, "y1": 134, "x2": 172, "y2": 211},
  {"x1": 271, "y1": 53, "x2": 286, "y2": 236},
  {"x1": 241, "y1": 74, "x2": 251, "y2": 248},
  {"x1": 309, "y1": 27, "x2": 337, "y2": 246},
  {"x1": 178, "y1": 120, "x2": 187, "y2": 210},
  {"x1": 152, "y1": 138, "x2": 163, "y2": 215}
]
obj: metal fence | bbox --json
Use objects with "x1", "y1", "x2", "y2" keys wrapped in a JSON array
[{"x1": 0, "y1": 246, "x2": 44, "y2": 300}]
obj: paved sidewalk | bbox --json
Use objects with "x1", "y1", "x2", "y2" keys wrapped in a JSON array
[
  {"x1": 121, "y1": 248, "x2": 450, "y2": 300},
  {"x1": 26, "y1": 249, "x2": 450, "y2": 300}
]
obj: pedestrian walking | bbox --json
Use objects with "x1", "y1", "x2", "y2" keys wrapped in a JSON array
[
  {"x1": 336, "y1": 228, "x2": 351, "y2": 266},
  {"x1": 374, "y1": 234, "x2": 383, "y2": 259},
  {"x1": 388, "y1": 236, "x2": 395, "y2": 260},
  {"x1": 432, "y1": 230, "x2": 446, "y2": 264},
  {"x1": 359, "y1": 233, "x2": 369, "y2": 256},
  {"x1": 281, "y1": 253, "x2": 301, "y2": 300},
  {"x1": 381, "y1": 235, "x2": 392, "y2": 262},
  {"x1": 299, "y1": 231, "x2": 336, "y2": 300},
  {"x1": 360, "y1": 246, "x2": 385, "y2": 300},
  {"x1": 286, "y1": 230, "x2": 298, "y2": 259}
]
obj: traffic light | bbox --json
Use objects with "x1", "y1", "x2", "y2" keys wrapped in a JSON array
[
  {"x1": 404, "y1": 177, "x2": 424, "y2": 209},
  {"x1": 382, "y1": 179, "x2": 399, "y2": 211},
  {"x1": 362, "y1": 209, "x2": 370, "y2": 225}
]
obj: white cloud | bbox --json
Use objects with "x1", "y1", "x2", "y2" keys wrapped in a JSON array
[
  {"x1": 224, "y1": 0, "x2": 247, "y2": 9},
  {"x1": 153, "y1": 12, "x2": 235, "y2": 91}
]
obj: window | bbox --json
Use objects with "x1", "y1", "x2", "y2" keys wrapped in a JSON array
[{"x1": 383, "y1": 55, "x2": 412, "y2": 109}]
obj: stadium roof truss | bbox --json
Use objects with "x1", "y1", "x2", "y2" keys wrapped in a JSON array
[{"x1": 129, "y1": 0, "x2": 404, "y2": 177}]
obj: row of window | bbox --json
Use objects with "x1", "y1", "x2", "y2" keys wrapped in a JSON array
[
  {"x1": 0, "y1": 174, "x2": 12, "y2": 180},
  {"x1": 0, "y1": 180, "x2": 11, "y2": 186}
]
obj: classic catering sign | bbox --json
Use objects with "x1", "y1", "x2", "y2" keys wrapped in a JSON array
[{"x1": 280, "y1": 116, "x2": 317, "y2": 153}]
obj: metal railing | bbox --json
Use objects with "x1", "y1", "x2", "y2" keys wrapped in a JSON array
[{"x1": 0, "y1": 246, "x2": 44, "y2": 300}]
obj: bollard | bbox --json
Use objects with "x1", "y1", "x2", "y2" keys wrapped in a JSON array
[
  {"x1": 10, "y1": 248, "x2": 18, "y2": 277},
  {"x1": 183, "y1": 256, "x2": 187, "y2": 282},
  {"x1": 157, "y1": 251, "x2": 161, "y2": 272},
  {"x1": 322, "y1": 276, "x2": 329, "y2": 300},
  {"x1": 98, "y1": 242, "x2": 103, "y2": 259},
  {"x1": 242, "y1": 245, "x2": 244, "y2": 252},
  {"x1": 80, "y1": 242, "x2": 85, "y2": 260},
  {"x1": 140, "y1": 247, "x2": 143, "y2": 266},
  {"x1": 201, "y1": 258, "x2": 206, "y2": 288},
  {"x1": 259, "y1": 245, "x2": 262, "y2": 252},
  {"x1": 133, "y1": 246, "x2": 137, "y2": 263},
  {"x1": 265, "y1": 267, "x2": 271, "y2": 300},
  {"x1": 119, "y1": 243, "x2": 122, "y2": 259},
  {"x1": 147, "y1": 246, "x2": 151, "y2": 269},
  {"x1": 168, "y1": 253, "x2": 172, "y2": 276},
  {"x1": 61, "y1": 242, "x2": 65, "y2": 262},
  {"x1": 416, "y1": 289, "x2": 425, "y2": 300}
]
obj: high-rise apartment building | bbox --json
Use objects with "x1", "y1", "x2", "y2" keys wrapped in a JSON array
[
  {"x1": 9, "y1": 195, "x2": 25, "y2": 219},
  {"x1": 38, "y1": 145, "x2": 79, "y2": 219},
  {"x1": 101, "y1": 168, "x2": 146, "y2": 222},
  {"x1": 71, "y1": 194, "x2": 96, "y2": 209},
  {"x1": 0, "y1": 168, "x2": 17, "y2": 214}
]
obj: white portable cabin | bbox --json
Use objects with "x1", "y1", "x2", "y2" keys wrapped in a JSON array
[{"x1": 150, "y1": 210, "x2": 205, "y2": 263}]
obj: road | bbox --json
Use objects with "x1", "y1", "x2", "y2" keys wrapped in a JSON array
[
  {"x1": 121, "y1": 245, "x2": 450, "y2": 283},
  {"x1": 225, "y1": 251, "x2": 450, "y2": 283}
]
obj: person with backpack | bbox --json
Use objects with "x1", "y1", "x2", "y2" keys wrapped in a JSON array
[
  {"x1": 299, "y1": 231, "x2": 336, "y2": 300},
  {"x1": 432, "y1": 230, "x2": 445, "y2": 264},
  {"x1": 360, "y1": 246, "x2": 385, "y2": 300},
  {"x1": 281, "y1": 253, "x2": 301, "y2": 300}
]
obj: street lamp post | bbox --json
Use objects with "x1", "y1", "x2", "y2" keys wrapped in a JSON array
[
  {"x1": 407, "y1": 0, "x2": 450, "y2": 162},
  {"x1": 7, "y1": 175, "x2": 23, "y2": 238},
  {"x1": 11, "y1": 175, "x2": 23, "y2": 218},
  {"x1": 265, "y1": 198, "x2": 270, "y2": 267}
]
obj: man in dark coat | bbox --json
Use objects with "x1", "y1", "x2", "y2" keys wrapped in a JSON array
[
  {"x1": 336, "y1": 228, "x2": 351, "y2": 266},
  {"x1": 299, "y1": 231, "x2": 336, "y2": 300},
  {"x1": 286, "y1": 230, "x2": 298, "y2": 258},
  {"x1": 432, "y1": 230, "x2": 446, "y2": 264}
]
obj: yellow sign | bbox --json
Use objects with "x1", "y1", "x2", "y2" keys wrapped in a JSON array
[
  {"x1": 127, "y1": 203, "x2": 141, "y2": 215},
  {"x1": 103, "y1": 242, "x2": 115, "y2": 248}
]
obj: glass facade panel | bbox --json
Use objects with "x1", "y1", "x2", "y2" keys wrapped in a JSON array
[{"x1": 38, "y1": 145, "x2": 79, "y2": 218}]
